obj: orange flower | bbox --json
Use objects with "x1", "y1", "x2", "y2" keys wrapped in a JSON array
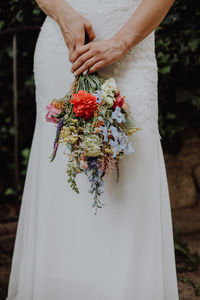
[
  {"x1": 93, "y1": 120, "x2": 104, "y2": 127},
  {"x1": 70, "y1": 90, "x2": 98, "y2": 120},
  {"x1": 51, "y1": 99, "x2": 65, "y2": 110}
]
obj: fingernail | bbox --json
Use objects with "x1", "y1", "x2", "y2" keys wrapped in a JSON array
[
  {"x1": 73, "y1": 72, "x2": 77, "y2": 77},
  {"x1": 83, "y1": 70, "x2": 88, "y2": 75}
]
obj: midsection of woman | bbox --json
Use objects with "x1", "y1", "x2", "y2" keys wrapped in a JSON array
[{"x1": 34, "y1": 0, "x2": 158, "y2": 136}]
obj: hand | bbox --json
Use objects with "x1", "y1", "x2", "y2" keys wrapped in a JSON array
[
  {"x1": 71, "y1": 36, "x2": 127, "y2": 76},
  {"x1": 56, "y1": 3, "x2": 96, "y2": 62}
]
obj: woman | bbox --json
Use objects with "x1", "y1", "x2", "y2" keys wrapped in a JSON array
[{"x1": 6, "y1": 0, "x2": 179, "y2": 299}]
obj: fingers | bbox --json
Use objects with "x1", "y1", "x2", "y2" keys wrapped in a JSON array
[
  {"x1": 88, "y1": 61, "x2": 104, "y2": 74},
  {"x1": 67, "y1": 27, "x2": 86, "y2": 62},
  {"x1": 71, "y1": 50, "x2": 94, "y2": 73},
  {"x1": 71, "y1": 21, "x2": 95, "y2": 62},
  {"x1": 73, "y1": 57, "x2": 99, "y2": 76},
  {"x1": 84, "y1": 21, "x2": 96, "y2": 42},
  {"x1": 71, "y1": 21, "x2": 95, "y2": 63},
  {"x1": 62, "y1": 32, "x2": 81, "y2": 63},
  {"x1": 70, "y1": 43, "x2": 91, "y2": 63}
]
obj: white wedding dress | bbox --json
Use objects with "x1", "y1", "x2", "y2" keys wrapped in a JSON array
[{"x1": 6, "y1": 0, "x2": 180, "y2": 299}]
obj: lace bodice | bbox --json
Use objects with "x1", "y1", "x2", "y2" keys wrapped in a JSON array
[{"x1": 33, "y1": 0, "x2": 161, "y2": 139}]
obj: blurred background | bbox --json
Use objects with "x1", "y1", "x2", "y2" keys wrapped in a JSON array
[{"x1": 0, "y1": 0, "x2": 199, "y2": 299}]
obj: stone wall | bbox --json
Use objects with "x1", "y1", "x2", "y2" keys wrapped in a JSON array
[{"x1": 164, "y1": 130, "x2": 200, "y2": 234}]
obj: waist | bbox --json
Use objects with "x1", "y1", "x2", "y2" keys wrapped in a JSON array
[{"x1": 64, "y1": 0, "x2": 142, "y2": 40}]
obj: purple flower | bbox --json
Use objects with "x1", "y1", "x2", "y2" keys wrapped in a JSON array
[
  {"x1": 111, "y1": 106, "x2": 126, "y2": 123},
  {"x1": 54, "y1": 119, "x2": 63, "y2": 148},
  {"x1": 99, "y1": 125, "x2": 109, "y2": 142},
  {"x1": 94, "y1": 90, "x2": 103, "y2": 104},
  {"x1": 50, "y1": 118, "x2": 64, "y2": 162},
  {"x1": 109, "y1": 139, "x2": 124, "y2": 157},
  {"x1": 85, "y1": 157, "x2": 104, "y2": 197},
  {"x1": 86, "y1": 157, "x2": 98, "y2": 170},
  {"x1": 118, "y1": 133, "x2": 135, "y2": 155},
  {"x1": 109, "y1": 125, "x2": 121, "y2": 140}
]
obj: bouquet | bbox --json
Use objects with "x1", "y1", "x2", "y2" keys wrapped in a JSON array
[{"x1": 46, "y1": 72, "x2": 141, "y2": 214}]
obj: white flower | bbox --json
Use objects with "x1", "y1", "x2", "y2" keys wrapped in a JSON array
[
  {"x1": 105, "y1": 96, "x2": 114, "y2": 107},
  {"x1": 101, "y1": 91, "x2": 114, "y2": 107},
  {"x1": 102, "y1": 78, "x2": 117, "y2": 95}
]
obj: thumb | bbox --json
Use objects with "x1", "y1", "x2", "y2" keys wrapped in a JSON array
[
  {"x1": 84, "y1": 22, "x2": 96, "y2": 42},
  {"x1": 68, "y1": 44, "x2": 76, "y2": 63}
]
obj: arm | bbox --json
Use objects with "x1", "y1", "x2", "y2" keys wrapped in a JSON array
[
  {"x1": 115, "y1": 0, "x2": 175, "y2": 51},
  {"x1": 35, "y1": 0, "x2": 96, "y2": 61},
  {"x1": 71, "y1": 0, "x2": 176, "y2": 76}
]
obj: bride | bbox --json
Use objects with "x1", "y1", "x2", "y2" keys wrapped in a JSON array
[{"x1": 6, "y1": 0, "x2": 179, "y2": 299}]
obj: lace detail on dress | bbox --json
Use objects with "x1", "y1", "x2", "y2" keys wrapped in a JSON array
[{"x1": 33, "y1": 17, "x2": 66, "y2": 78}]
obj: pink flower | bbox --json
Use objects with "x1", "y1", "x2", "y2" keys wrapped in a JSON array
[
  {"x1": 80, "y1": 160, "x2": 88, "y2": 170},
  {"x1": 46, "y1": 103, "x2": 62, "y2": 123},
  {"x1": 112, "y1": 94, "x2": 125, "y2": 110}
]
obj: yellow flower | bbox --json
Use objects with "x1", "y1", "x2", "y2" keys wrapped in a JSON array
[
  {"x1": 105, "y1": 148, "x2": 113, "y2": 154},
  {"x1": 127, "y1": 128, "x2": 139, "y2": 136},
  {"x1": 71, "y1": 137, "x2": 78, "y2": 144},
  {"x1": 61, "y1": 127, "x2": 71, "y2": 138},
  {"x1": 94, "y1": 128, "x2": 101, "y2": 133},
  {"x1": 64, "y1": 137, "x2": 70, "y2": 143}
]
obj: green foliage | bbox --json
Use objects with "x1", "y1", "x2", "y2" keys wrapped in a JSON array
[
  {"x1": 0, "y1": 0, "x2": 45, "y2": 202},
  {"x1": 156, "y1": 0, "x2": 200, "y2": 145},
  {"x1": 21, "y1": 148, "x2": 30, "y2": 176},
  {"x1": 0, "y1": 0, "x2": 44, "y2": 29},
  {"x1": 174, "y1": 235, "x2": 200, "y2": 272}
]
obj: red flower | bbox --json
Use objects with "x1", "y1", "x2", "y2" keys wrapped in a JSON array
[
  {"x1": 112, "y1": 94, "x2": 125, "y2": 109},
  {"x1": 70, "y1": 90, "x2": 98, "y2": 120}
]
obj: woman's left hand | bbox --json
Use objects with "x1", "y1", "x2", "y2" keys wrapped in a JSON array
[{"x1": 71, "y1": 36, "x2": 127, "y2": 76}]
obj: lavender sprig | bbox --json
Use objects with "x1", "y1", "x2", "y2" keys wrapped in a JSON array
[
  {"x1": 50, "y1": 119, "x2": 64, "y2": 162},
  {"x1": 86, "y1": 157, "x2": 105, "y2": 214}
]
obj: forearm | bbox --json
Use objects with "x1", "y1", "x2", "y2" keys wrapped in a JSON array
[
  {"x1": 115, "y1": 0, "x2": 175, "y2": 51},
  {"x1": 35, "y1": 0, "x2": 96, "y2": 62},
  {"x1": 35, "y1": 0, "x2": 71, "y2": 23}
]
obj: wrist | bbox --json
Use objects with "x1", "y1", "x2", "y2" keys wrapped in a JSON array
[
  {"x1": 111, "y1": 34, "x2": 130, "y2": 57},
  {"x1": 113, "y1": 29, "x2": 144, "y2": 52},
  {"x1": 54, "y1": 1, "x2": 73, "y2": 24}
]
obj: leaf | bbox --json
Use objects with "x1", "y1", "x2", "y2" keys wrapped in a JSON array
[
  {"x1": 4, "y1": 188, "x2": 16, "y2": 196},
  {"x1": 188, "y1": 38, "x2": 200, "y2": 52},
  {"x1": 33, "y1": 7, "x2": 41, "y2": 16},
  {"x1": 15, "y1": 9, "x2": 23, "y2": 22},
  {"x1": 6, "y1": 46, "x2": 13, "y2": 58},
  {"x1": 158, "y1": 53, "x2": 170, "y2": 64},
  {"x1": 0, "y1": 20, "x2": 5, "y2": 29},
  {"x1": 192, "y1": 96, "x2": 200, "y2": 110},
  {"x1": 21, "y1": 148, "x2": 30, "y2": 159},
  {"x1": 166, "y1": 112, "x2": 176, "y2": 120},
  {"x1": 158, "y1": 65, "x2": 171, "y2": 74}
]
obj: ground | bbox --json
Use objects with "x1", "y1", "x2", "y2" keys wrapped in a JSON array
[{"x1": 0, "y1": 203, "x2": 200, "y2": 300}]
